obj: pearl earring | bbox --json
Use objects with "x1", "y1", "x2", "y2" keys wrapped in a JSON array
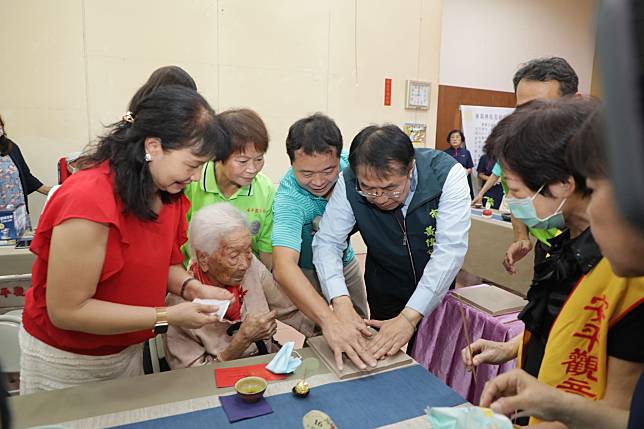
[{"x1": 144, "y1": 153, "x2": 152, "y2": 162}]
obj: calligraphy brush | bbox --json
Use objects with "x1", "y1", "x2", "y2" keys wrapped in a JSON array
[{"x1": 457, "y1": 299, "x2": 478, "y2": 382}]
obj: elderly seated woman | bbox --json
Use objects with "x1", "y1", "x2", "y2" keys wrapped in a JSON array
[{"x1": 165, "y1": 202, "x2": 315, "y2": 368}]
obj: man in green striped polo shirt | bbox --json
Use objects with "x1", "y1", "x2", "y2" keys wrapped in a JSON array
[{"x1": 272, "y1": 114, "x2": 374, "y2": 370}]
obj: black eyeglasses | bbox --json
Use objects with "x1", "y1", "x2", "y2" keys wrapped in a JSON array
[
  {"x1": 355, "y1": 188, "x2": 404, "y2": 198},
  {"x1": 356, "y1": 173, "x2": 412, "y2": 198}
]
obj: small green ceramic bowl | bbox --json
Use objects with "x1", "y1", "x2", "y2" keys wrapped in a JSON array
[{"x1": 234, "y1": 376, "x2": 267, "y2": 403}]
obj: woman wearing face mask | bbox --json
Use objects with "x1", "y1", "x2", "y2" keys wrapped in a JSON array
[
  {"x1": 479, "y1": 102, "x2": 644, "y2": 427},
  {"x1": 183, "y1": 108, "x2": 275, "y2": 270},
  {"x1": 462, "y1": 98, "x2": 606, "y2": 390},
  {"x1": 19, "y1": 86, "x2": 233, "y2": 394}
]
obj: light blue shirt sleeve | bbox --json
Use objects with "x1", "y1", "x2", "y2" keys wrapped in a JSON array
[
  {"x1": 271, "y1": 190, "x2": 305, "y2": 253},
  {"x1": 406, "y1": 163, "x2": 471, "y2": 316},
  {"x1": 311, "y1": 174, "x2": 356, "y2": 302},
  {"x1": 491, "y1": 161, "x2": 502, "y2": 177}
]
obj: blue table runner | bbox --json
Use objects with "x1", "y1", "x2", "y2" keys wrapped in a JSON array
[{"x1": 113, "y1": 365, "x2": 465, "y2": 429}]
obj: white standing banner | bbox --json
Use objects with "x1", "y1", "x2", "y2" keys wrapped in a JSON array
[{"x1": 460, "y1": 105, "x2": 515, "y2": 169}]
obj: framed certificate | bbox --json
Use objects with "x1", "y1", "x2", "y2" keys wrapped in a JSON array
[
  {"x1": 405, "y1": 80, "x2": 431, "y2": 110},
  {"x1": 403, "y1": 122, "x2": 427, "y2": 145}
]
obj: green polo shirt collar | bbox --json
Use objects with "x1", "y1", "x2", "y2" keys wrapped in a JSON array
[{"x1": 200, "y1": 160, "x2": 254, "y2": 199}]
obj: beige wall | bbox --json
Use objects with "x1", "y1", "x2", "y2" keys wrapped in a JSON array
[
  {"x1": 0, "y1": 0, "x2": 443, "y2": 225},
  {"x1": 438, "y1": 0, "x2": 597, "y2": 93},
  {"x1": 1, "y1": 0, "x2": 599, "y2": 227}
]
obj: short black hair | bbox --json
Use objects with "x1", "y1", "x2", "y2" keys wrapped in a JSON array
[
  {"x1": 492, "y1": 97, "x2": 598, "y2": 197},
  {"x1": 447, "y1": 129, "x2": 465, "y2": 144},
  {"x1": 84, "y1": 85, "x2": 225, "y2": 220},
  {"x1": 567, "y1": 109, "x2": 608, "y2": 180},
  {"x1": 349, "y1": 125, "x2": 415, "y2": 178},
  {"x1": 128, "y1": 66, "x2": 197, "y2": 112},
  {"x1": 285, "y1": 113, "x2": 342, "y2": 163},
  {"x1": 513, "y1": 57, "x2": 579, "y2": 97}
]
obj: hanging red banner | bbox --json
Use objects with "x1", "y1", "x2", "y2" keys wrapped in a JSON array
[{"x1": 384, "y1": 78, "x2": 392, "y2": 106}]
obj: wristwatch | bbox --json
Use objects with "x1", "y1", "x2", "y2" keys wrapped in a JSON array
[{"x1": 154, "y1": 307, "x2": 169, "y2": 334}]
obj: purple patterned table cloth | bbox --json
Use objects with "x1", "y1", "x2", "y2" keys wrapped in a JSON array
[{"x1": 410, "y1": 285, "x2": 525, "y2": 404}]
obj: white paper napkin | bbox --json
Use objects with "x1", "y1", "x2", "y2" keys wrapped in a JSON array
[{"x1": 192, "y1": 298, "x2": 231, "y2": 321}]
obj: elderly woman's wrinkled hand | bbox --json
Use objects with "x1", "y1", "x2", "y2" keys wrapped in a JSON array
[
  {"x1": 167, "y1": 302, "x2": 220, "y2": 329},
  {"x1": 238, "y1": 310, "x2": 278, "y2": 343}
]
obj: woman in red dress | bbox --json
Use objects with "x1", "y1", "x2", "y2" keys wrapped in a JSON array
[{"x1": 20, "y1": 85, "x2": 233, "y2": 393}]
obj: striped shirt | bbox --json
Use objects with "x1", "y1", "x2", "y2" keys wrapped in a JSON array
[{"x1": 272, "y1": 151, "x2": 354, "y2": 269}]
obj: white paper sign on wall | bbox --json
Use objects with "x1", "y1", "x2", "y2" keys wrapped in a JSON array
[{"x1": 460, "y1": 105, "x2": 514, "y2": 169}]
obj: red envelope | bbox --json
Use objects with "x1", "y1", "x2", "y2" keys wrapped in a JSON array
[{"x1": 215, "y1": 364, "x2": 288, "y2": 388}]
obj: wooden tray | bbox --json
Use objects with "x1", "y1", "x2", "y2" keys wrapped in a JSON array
[
  {"x1": 451, "y1": 284, "x2": 527, "y2": 316},
  {"x1": 306, "y1": 333, "x2": 412, "y2": 380}
]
